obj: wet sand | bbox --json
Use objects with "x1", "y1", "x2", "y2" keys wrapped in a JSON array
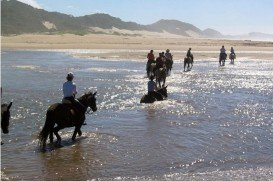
[{"x1": 2, "y1": 34, "x2": 273, "y2": 60}]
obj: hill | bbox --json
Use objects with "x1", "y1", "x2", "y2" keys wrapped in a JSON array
[{"x1": 1, "y1": 0, "x2": 220, "y2": 38}]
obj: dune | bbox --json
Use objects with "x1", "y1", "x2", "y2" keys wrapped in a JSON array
[{"x1": 2, "y1": 33, "x2": 273, "y2": 60}]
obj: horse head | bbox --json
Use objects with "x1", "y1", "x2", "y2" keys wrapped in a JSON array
[
  {"x1": 157, "y1": 85, "x2": 168, "y2": 98},
  {"x1": 1, "y1": 102, "x2": 12, "y2": 134},
  {"x1": 84, "y1": 91, "x2": 97, "y2": 112}
]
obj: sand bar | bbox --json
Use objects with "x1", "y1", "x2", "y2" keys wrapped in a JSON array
[{"x1": 2, "y1": 34, "x2": 273, "y2": 60}]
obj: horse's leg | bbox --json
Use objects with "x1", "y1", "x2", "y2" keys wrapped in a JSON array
[
  {"x1": 53, "y1": 126, "x2": 62, "y2": 145},
  {"x1": 72, "y1": 126, "x2": 83, "y2": 141},
  {"x1": 72, "y1": 127, "x2": 77, "y2": 141},
  {"x1": 49, "y1": 131, "x2": 54, "y2": 143},
  {"x1": 184, "y1": 61, "x2": 186, "y2": 71},
  {"x1": 78, "y1": 129, "x2": 82, "y2": 137}
]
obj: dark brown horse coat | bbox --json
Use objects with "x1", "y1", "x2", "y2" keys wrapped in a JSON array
[{"x1": 39, "y1": 92, "x2": 97, "y2": 150}]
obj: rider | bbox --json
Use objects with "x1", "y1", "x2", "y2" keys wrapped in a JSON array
[
  {"x1": 62, "y1": 72, "x2": 85, "y2": 112},
  {"x1": 230, "y1": 47, "x2": 236, "y2": 55},
  {"x1": 156, "y1": 53, "x2": 164, "y2": 70},
  {"x1": 147, "y1": 50, "x2": 155, "y2": 62},
  {"x1": 220, "y1": 45, "x2": 227, "y2": 60},
  {"x1": 186, "y1": 48, "x2": 194, "y2": 61},
  {"x1": 147, "y1": 76, "x2": 163, "y2": 100},
  {"x1": 165, "y1": 49, "x2": 173, "y2": 62},
  {"x1": 146, "y1": 50, "x2": 155, "y2": 76}
]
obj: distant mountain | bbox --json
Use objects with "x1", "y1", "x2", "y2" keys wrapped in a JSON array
[
  {"x1": 248, "y1": 32, "x2": 273, "y2": 39},
  {"x1": 224, "y1": 32, "x2": 273, "y2": 41},
  {"x1": 0, "y1": 0, "x2": 223, "y2": 38},
  {"x1": 146, "y1": 19, "x2": 202, "y2": 37},
  {"x1": 202, "y1": 28, "x2": 223, "y2": 38}
]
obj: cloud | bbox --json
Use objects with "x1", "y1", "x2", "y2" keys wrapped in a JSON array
[{"x1": 17, "y1": 0, "x2": 42, "y2": 9}]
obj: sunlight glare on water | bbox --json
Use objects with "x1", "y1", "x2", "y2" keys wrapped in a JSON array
[{"x1": 1, "y1": 50, "x2": 273, "y2": 180}]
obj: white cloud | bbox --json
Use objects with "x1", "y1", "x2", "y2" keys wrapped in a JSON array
[{"x1": 17, "y1": 0, "x2": 42, "y2": 9}]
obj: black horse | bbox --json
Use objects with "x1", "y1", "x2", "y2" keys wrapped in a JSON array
[
  {"x1": 165, "y1": 59, "x2": 173, "y2": 75},
  {"x1": 1, "y1": 102, "x2": 12, "y2": 134},
  {"x1": 1, "y1": 102, "x2": 12, "y2": 145},
  {"x1": 140, "y1": 86, "x2": 168, "y2": 104},
  {"x1": 184, "y1": 57, "x2": 193, "y2": 71},
  {"x1": 219, "y1": 53, "x2": 227, "y2": 66},
  {"x1": 229, "y1": 53, "x2": 236, "y2": 64},
  {"x1": 155, "y1": 66, "x2": 167, "y2": 88},
  {"x1": 39, "y1": 92, "x2": 97, "y2": 150}
]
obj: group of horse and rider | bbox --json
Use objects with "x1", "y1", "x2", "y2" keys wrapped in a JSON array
[
  {"x1": 219, "y1": 46, "x2": 236, "y2": 66},
  {"x1": 142, "y1": 46, "x2": 236, "y2": 103},
  {"x1": 142, "y1": 47, "x2": 194, "y2": 103}
]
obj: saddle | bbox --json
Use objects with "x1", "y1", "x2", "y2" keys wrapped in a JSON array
[
  {"x1": 61, "y1": 99, "x2": 80, "y2": 116},
  {"x1": 62, "y1": 99, "x2": 72, "y2": 104}
]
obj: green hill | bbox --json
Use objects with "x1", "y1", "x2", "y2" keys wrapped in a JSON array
[{"x1": 1, "y1": 0, "x2": 222, "y2": 38}]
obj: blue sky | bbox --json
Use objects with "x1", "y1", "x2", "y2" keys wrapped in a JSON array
[{"x1": 18, "y1": 0, "x2": 273, "y2": 35}]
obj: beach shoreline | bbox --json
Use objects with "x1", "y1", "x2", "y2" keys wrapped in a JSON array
[{"x1": 2, "y1": 34, "x2": 273, "y2": 60}]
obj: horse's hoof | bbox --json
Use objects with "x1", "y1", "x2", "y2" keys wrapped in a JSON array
[{"x1": 55, "y1": 140, "x2": 62, "y2": 147}]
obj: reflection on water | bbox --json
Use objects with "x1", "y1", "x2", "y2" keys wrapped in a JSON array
[{"x1": 1, "y1": 50, "x2": 273, "y2": 180}]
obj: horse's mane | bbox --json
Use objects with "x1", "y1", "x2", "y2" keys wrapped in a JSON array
[{"x1": 77, "y1": 91, "x2": 93, "y2": 102}]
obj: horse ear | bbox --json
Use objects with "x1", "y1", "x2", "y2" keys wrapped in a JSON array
[
  {"x1": 8, "y1": 102, "x2": 12, "y2": 109},
  {"x1": 93, "y1": 91, "x2": 97, "y2": 96}
]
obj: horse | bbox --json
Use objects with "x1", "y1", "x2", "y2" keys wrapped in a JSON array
[
  {"x1": 140, "y1": 86, "x2": 168, "y2": 104},
  {"x1": 38, "y1": 91, "x2": 97, "y2": 151},
  {"x1": 155, "y1": 66, "x2": 167, "y2": 88},
  {"x1": 184, "y1": 57, "x2": 193, "y2": 71},
  {"x1": 146, "y1": 62, "x2": 156, "y2": 77},
  {"x1": 219, "y1": 53, "x2": 227, "y2": 66},
  {"x1": 1, "y1": 102, "x2": 12, "y2": 145},
  {"x1": 229, "y1": 53, "x2": 236, "y2": 64},
  {"x1": 165, "y1": 59, "x2": 173, "y2": 75}
]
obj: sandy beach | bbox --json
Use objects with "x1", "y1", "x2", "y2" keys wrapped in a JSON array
[{"x1": 2, "y1": 33, "x2": 273, "y2": 60}]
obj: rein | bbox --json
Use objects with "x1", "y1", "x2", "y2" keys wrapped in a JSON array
[{"x1": 86, "y1": 108, "x2": 93, "y2": 114}]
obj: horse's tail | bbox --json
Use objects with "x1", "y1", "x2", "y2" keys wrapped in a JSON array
[{"x1": 38, "y1": 109, "x2": 55, "y2": 147}]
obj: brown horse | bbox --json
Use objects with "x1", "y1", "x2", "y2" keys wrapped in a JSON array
[
  {"x1": 229, "y1": 53, "x2": 236, "y2": 64},
  {"x1": 39, "y1": 91, "x2": 97, "y2": 151},
  {"x1": 1, "y1": 102, "x2": 12, "y2": 145},
  {"x1": 165, "y1": 59, "x2": 173, "y2": 75},
  {"x1": 1, "y1": 102, "x2": 12, "y2": 134},
  {"x1": 184, "y1": 57, "x2": 193, "y2": 71},
  {"x1": 155, "y1": 66, "x2": 167, "y2": 88},
  {"x1": 140, "y1": 86, "x2": 168, "y2": 104},
  {"x1": 219, "y1": 53, "x2": 227, "y2": 66}
]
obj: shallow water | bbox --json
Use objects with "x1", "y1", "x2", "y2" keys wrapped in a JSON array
[{"x1": 1, "y1": 50, "x2": 273, "y2": 180}]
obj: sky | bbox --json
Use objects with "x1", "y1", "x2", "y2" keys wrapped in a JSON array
[{"x1": 17, "y1": 0, "x2": 273, "y2": 35}]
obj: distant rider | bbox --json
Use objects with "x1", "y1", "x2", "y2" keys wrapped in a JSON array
[
  {"x1": 219, "y1": 45, "x2": 227, "y2": 61},
  {"x1": 146, "y1": 50, "x2": 155, "y2": 76},
  {"x1": 156, "y1": 53, "x2": 164, "y2": 70},
  {"x1": 147, "y1": 50, "x2": 155, "y2": 62},
  {"x1": 230, "y1": 47, "x2": 236, "y2": 55},
  {"x1": 62, "y1": 72, "x2": 85, "y2": 112},
  {"x1": 186, "y1": 48, "x2": 194, "y2": 61},
  {"x1": 165, "y1": 49, "x2": 173, "y2": 63},
  {"x1": 220, "y1": 45, "x2": 226, "y2": 54}
]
